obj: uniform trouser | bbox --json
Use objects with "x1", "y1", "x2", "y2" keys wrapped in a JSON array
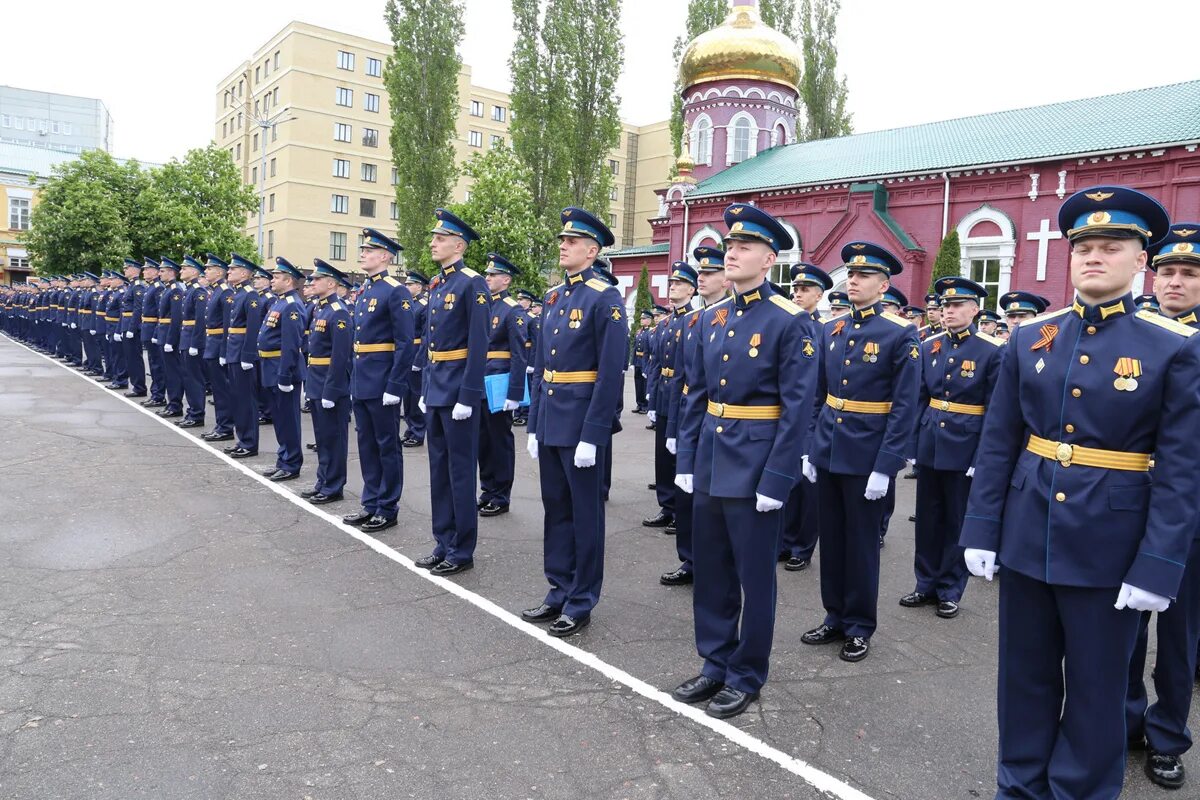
[
  {"x1": 83, "y1": 331, "x2": 103, "y2": 372},
  {"x1": 540, "y1": 442, "x2": 606, "y2": 618},
  {"x1": 228, "y1": 363, "x2": 260, "y2": 451},
  {"x1": 603, "y1": 441, "x2": 613, "y2": 500},
  {"x1": 267, "y1": 386, "x2": 303, "y2": 473},
  {"x1": 817, "y1": 469, "x2": 884, "y2": 639},
  {"x1": 204, "y1": 358, "x2": 234, "y2": 435},
  {"x1": 145, "y1": 339, "x2": 165, "y2": 399},
  {"x1": 653, "y1": 418, "x2": 676, "y2": 515},
  {"x1": 402, "y1": 375, "x2": 426, "y2": 441},
  {"x1": 161, "y1": 347, "x2": 184, "y2": 413},
  {"x1": 65, "y1": 327, "x2": 81, "y2": 362},
  {"x1": 879, "y1": 477, "x2": 897, "y2": 540},
  {"x1": 352, "y1": 397, "x2": 403, "y2": 519},
  {"x1": 478, "y1": 403, "x2": 515, "y2": 507},
  {"x1": 1126, "y1": 538, "x2": 1200, "y2": 755},
  {"x1": 673, "y1": 482, "x2": 695, "y2": 573},
  {"x1": 119, "y1": 335, "x2": 144, "y2": 392},
  {"x1": 427, "y1": 406, "x2": 480, "y2": 564},
  {"x1": 310, "y1": 399, "x2": 350, "y2": 495},
  {"x1": 100, "y1": 335, "x2": 114, "y2": 378},
  {"x1": 109, "y1": 335, "x2": 128, "y2": 384},
  {"x1": 255, "y1": 363, "x2": 271, "y2": 419},
  {"x1": 181, "y1": 352, "x2": 207, "y2": 421},
  {"x1": 780, "y1": 474, "x2": 819, "y2": 560},
  {"x1": 633, "y1": 367, "x2": 647, "y2": 410},
  {"x1": 912, "y1": 467, "x2": 971, "y2": 602},
  {"x1": 694, "y1": 491, "x2": 782, "y2": 694},
  {"x1": 997, "y1": 569, "x2": 1141, "y2": 800}
]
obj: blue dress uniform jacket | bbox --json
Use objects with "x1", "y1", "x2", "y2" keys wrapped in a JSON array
[
  {"x1": 485, "y1": 291, "x2": 530, "y2": 400},
  {"x1": 203, "y1": 283, "x2": 232, "y2": 359},
  {"x1": 422, "y1": 261, "x2": 488, "y2": 407},
  {"x1": 224, "y1": 284, "x2": 265, "y2": 365},
  {"x1": 120, "y1": 280, "x2": 145, "y2": 338},
  {"x1": 305, "y1": 297, "x2": 353, "y2": 403},
  {"x1": 913, "y1": 326, "x2": 1003, "y2": 472},
  {"x1": 410, "y1": 296, "x2": 429, "y2": 370},
  {"x1": 156, "y1": 282, "x2": 185, "y2": 351},
  {"x1": 351, "y1": 273, "x2": 417, "y2": 401},
  {"x1": 257, "y1": 292, "x2": 308, "y2": 388},
  {"x1": 180, "y1": 281, "x2": 209, "y2": 355},
  {"x1": 141, "y1": 282, "x2": 163, "y2": 340}
]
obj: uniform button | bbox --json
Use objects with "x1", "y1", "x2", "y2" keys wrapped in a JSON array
[
  {"x1": 844, "y1": 359, "x2": 850, "y2": 365},
  {"x1": 1072, "y1": 388, "x2": 1082, "y2": 398},
  {"x1": 848, "y1": 339, "x2": 855, "y2": 346},
  {"x1": 429, "y1": 325, "x2": 435, "y2": 331},
  {"x1": 727, "y1": 331, "x2": 734, "y2": 337},
  {"x1": 1087, "y1": 326, "x2": 1097, "y2": 334},
  {"x1": 720, "y1": 379, "x2": 726, "y2": 386},
  {"x1": 547, "y1": 389, "x2": 554, "y2": 396},
  {"x1": 1065, "y1": 424, "x2": 1075, "y2": 433},
  {"x1": 939, "y1": 421, "x2": 946, "y2": 428},
  {"x1": 551, "y1": 349, "x2": 556, "y2": 355},
  {"x1": 736, "y1": 310, "x2": 743, "y2": 317},
  {"x1": 1079, "y1": 354, "x2": 1089, "y2": 365},
  {"x1": 554, "y1": 329, "x2": 559, "y2": 334},
  {"x1": 716, "y1": 426, "x2": 724, "y2": 433},
  {"x1": 836, "y1": 417, "x2": 843, "y2": 424},
  {"x1": 559, "y1": 309, "x2": 565, "y2": 316},
  {"x1": 944, "y1": 390, "x2": 951, "y2": 396},
  {"x1": 948, "y1": 358, "x2": 955, "y2": 364},
  {"x1": 946, "y1": 373, "x2": 952, "y2": 379},
  {"x1": 723, "y1": 354, "x2": 729, "y2": 361},
  {"x1": 854, "y1": 324, "x2": 861, "y2": 330},
  {"x1": 1055, "y1": 492, "x2": 1066, "y2": 502},
  {"x1": 841, "y1": 379, "x2": 848, "y2": 386}
]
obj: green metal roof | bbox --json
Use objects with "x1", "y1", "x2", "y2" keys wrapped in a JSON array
[
  {"x1": 692, "y1": 80, "x2": 1200, "y2": 198},
  {"x1": 607, "y1": 242, "x2": 670, "y2": 257}
]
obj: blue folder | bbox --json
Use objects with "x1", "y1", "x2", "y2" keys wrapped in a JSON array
[{"x1": 484, "y1": 372, "x2": 530, "y2": 413}]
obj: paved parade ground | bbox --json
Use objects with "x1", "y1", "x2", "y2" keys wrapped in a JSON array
[{"x1": 0, "y1": 333, "x2": 1190, "y2": 800}]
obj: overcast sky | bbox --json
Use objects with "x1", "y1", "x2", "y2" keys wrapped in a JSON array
[{"x1": 7, "y1": 0, "x2": 1197, "y2": 164}]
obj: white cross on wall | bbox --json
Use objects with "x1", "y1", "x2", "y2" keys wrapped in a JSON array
[
  {"x1": 651, "y1": 274, "x2": 669, "y2": 299},
  {"x1": 1027, "y1": 219, "x2": 1063, "y2": 282}
]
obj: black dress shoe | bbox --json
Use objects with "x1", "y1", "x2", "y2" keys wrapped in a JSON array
[
  {"x1": 521, "y1": 603, "x2": 561, "y2": 623},
  {"x1": 157, "y1": 409, "x2": 184, "y2": 418},
  {"x1": 664, "y1": 522, "x2": 677, "y2": 535},
  {"x1": 903, "y1": 470, "x2": 918, "y2": 479},
  {"x1": 801, "y1": 624, "x2": 844, "y2": 645},
  {"x1": 671, "y1": 675, "x2": 723, "y2": 703},
  {"x1": 936, "y1": 601, "x2": 960, "y2": 619},
  {"x1": 479, "y1": 502, "x2": 509, "y2": 517},
  {"x1": 401, "y1": 436, "x2": 424, "y2": 448},
  {"x1": 203, "y1": 431, "x2": 234, "y2": 442},
  {"x1": 266, "y1": 470, "x2": 300, "y2": 483},
  {"x1": 660, "y1": 567, "x2": 693, "y2": 586},
  {"x1": 300, "y1": 489, "x2": 320, "y2": 499},
  {"x1": 646, "y1": 423, "x2": 656, "y2": 430},
  {"x1": 647, "y1": 483, "x2": 657, "y2": 491},
  {"x1": 261, "y1": 467, "x2": 281, "y2": 477},
  {"x1": 1146, "y1": 752, "x2": 1185, "y2": 789},
  {"x1": 360, "y1": 515, "x2": 397, "y2": 533},
  {"x1": 141, "y1": 399, "x2": 166, "y2": 408},
  {"x1": 106, "y1": 383, "x2": 128, "y2": 390},
  {"x1": 840, "y1": 636, "x2": 870, "y2": 662},
  {"x1": 415, "y1": 554, "x2": 442, "y2": 570},
  {"x1": 309, "y1": 492, "x2": 343, "y2": 505},
  {"x1": 642, "y1": 511, "x2": 674, "y2": 528},
  {"x1": 511, "y1": 417, "x2": 527, "y2": 427},
  {"x1": 123, "y1": 391, "x2": 147, "y2": 398},
  {"x1": 706, "y1": 686, "x2": 758, "y2": 719},
  {"x1": 177, "y1": 419, "x2": 203, "y2": 428},
  {"x1": 899, "y1": 591, "x2": 937, "y2": 608},
  {"x1": 343, "y1": 509, "x2": 373, "y2": 526},
  {"x1": 305, "y1": 442, "x2": 317, "y2": 451},
  {"x1": 878, "y1": 536, "x2": 886, "y2": 548},
  {"x1": 257, "y1": 416, "x2": 273, "y2": 425},
  {"x1": 908, "y1": 514, "x2": 917, "y2": 522},
  {"x1": 430, "y1": 560, "x2": 474, "y2": 577},
  {"x1": 227, "y1": 448, "x2": 258, "y2": 459},
  {"x1": 784, "y1": 557, "x2": 810, "y2": 572},
  {"x1": 548, "y1": 614, "x2": 590, "y2": 637}
]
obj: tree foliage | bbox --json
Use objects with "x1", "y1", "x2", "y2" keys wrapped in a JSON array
[
  {"x1": 797, "y1": 0, "x2": 852, "y2": 140},
  {"x1": 758, "y1": 0, "x2": 797, "y2": 38},
  {"x1": 384, "y1": 0, "x2": 464, "y2": 271},
  {"x1": 670, "y1": 0, "x2": 729, "y2": 167},
  {"x1": 929, "y1": 230, "x2": 962, "y2": 291},
  {"x1": 629, "y1": 262, "x2": 653, "y2": 351}
]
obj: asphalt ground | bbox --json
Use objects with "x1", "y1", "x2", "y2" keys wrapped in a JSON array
[{"x1": 0, "y1": 332, "x2": 1191, "y2": 800}]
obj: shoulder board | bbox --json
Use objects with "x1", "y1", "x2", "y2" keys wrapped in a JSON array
[
  {"x1": 503, "y1": 296, "x2": 518, "y2": 307},
  {"x1": 926, "y1": 331, "x2": 948, "y2": 342},
  {"x1": 244, "y1": 285, "x2": 256, "y2": 293},
  {"x1": 331, "y1": 302, "x2": 343, "y2": 312},
  {"x1": 822, "y1": 315, "x2": 843, "y2": 325},
  {"x1": 285, "y1": 295, "x2": 296, "y2": 304},
  {"x1": 585, "y1": 278, "x2": 611, "y2": 292},
  {"x1": 383, "y1": 276, "x2": 401, "y2": 287},
  {"x1": 768, "y1": 294, "x2": 801, "y2": 315},
  {"x1": 881, "y1": 311, "x2": 913, "y2": 328},
  {"x1": 686, "y1": 307, "x2": 703, "y2": 319},
  {"x1": 976, "y1": 331, "x2": 1004, "y2": 346},
  {"x1": 461, "y1": 267, "x2": 480, "y2": 278},
  {"x1": 547, "y1": 283, "x2": 565, "y2": 294},
  {"x1": 1027, "y1": 307, "x2": 1072, "y2": 326},
  {"x1": 707, "y1": 296, "x2": 733, "y2": 310},
  {"x1": 418, "y1": 297, "x2": 428, "y2": 305},
  {"x1": 1136, "y1": 309, "x2": 1198, "y2": 337}
]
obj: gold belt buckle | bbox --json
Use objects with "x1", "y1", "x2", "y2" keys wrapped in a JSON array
[
  {"x1": 1055, "y1": 442, "x2": 1074, "y2": 467},
  {"x1": 939, "y1": 400, "x2": 950, "y2": 411},
  {"x1": 546, "y1": 370, "x2": 555, "y2": 382},
  {"x1": 712, "y1": 402, "x2": 724, "y2": 417},
  {"x1": 833, "y1": 397, "x2": 845, "y2": 411}
]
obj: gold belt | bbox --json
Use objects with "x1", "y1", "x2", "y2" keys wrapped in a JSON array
[
  {"x1": 182, "y1": 320, "x2": 196, "y2": 327},
  {"x1": 543, "y1": 369, "x2": 597, "y2": 384},
  {"x1": 412, "y1": 337, "x2": 423, "y2": 345},
  {"x1": 826, "y1": 393, "x2": 893, "y2": 414},
  {"x1": 487, "y1": 350, "x2": 512, "y2": 359},
  {"x1": 308, "y1": 356, "x2": 332, "y2": 366},
  {"x1": 122, "y1": 312, "x2": 134, "y2": 317},
  {"x1": 661, "y1": 367, "x2": 676, "y2": 377},
  {"x1": 141, "y1": 316, "x2": 157, "y2": 322},
  {"x1": 258, "y1": 350, "x2": 281, "y2": 358},
  {"x1": 226, "y1": 327, "x2": 247, "y2": 334},
  {"x1": 1026, "y1": 435, "x2": 1151, "y2": 472},
  {"x1": 206, "y1": 327, "x2": 224, "y2": 335},
  {"x1": 355, "y1": 342, "x2": 397, "y2": 353},
  {"x1": 928, "y1": 398, "x2": 985, "y2": 416},
  {"x1": 707, "y1": 400, "x2": 782, "y2": 420},
  {"x1": 429, "y1": 348, "x2": 467, "y2": 361},
  {"x1": 104, "y1": 317, "x2": 118, "y2": 322}
]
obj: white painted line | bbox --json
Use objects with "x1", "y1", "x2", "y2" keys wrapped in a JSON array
[{"x1": 6, "y1": 333, "x2": 878, "y2": 800}]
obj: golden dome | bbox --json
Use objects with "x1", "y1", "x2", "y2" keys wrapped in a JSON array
[{"x1": 679, "y1": 0, "x2": 802, "y2": 92}]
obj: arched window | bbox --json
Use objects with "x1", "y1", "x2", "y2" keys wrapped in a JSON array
[
  {"x1": 772, "y1": 123, "x2": 788, "y2": 147},
  {"x1": 732, "y1": 117, "x2": 753, "y2": 163},
  {"x1": 955, "y1": 204, "x2": 1017, "y2": 311},
  {"x1": 691, "y1": 115, "x2": 713, "y2": 165}
]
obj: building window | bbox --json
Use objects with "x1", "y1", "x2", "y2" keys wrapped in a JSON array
[
  {"x1": 223, "y1": 93, "x2": 228, "y2": 109},
  {"x1": 263, "y1": 58, "x2": 270, "y2": 77},
  {"x1": 360, "y1": 198, "x2": 376, "y2": 218},
  {"x1": 271, "y1": 124, "x2": 278, "y2": 142},
  {"x1": 269, "y1": 158, "x2": 276, "y2": 177},
  {"x1": 237, "y1": 112, "x2": 243, "y2": 129},
  {"x1": 222, "y1": 121, "x2": 228, "y2": 138},
  {"x1": 268, "y1": 193, "x2": 276, "y2": 212},
  {"x1": 334, "y1": 122, "x2": 352, "y2": 142},
  {"x1": 274, "y1": 50, "x2": 280, "y2": 70},
  {"x1": 364, "y1": 93, "x2": 380, "y2": 113},
  {"x1": 255, "y1": 66, "x2": 261, "y2": 83},
  {"x1": 10, "y1": 256, "x2": 30, "y2": 269},
  {"x1": 464, "y1": 190, "x2": 472, "y2": 202},
  {"x1": 469, "y1": 100, "x2": 483, "y2": 117},
  {"x1": 390, "y1": 201, "x2": 399, "y2": 220},
  {"x1": 235, "y1": 143, "x2": 241, "y2": 160},
  {"x1": 610, "y1": 186, "x2": 619, "y2": 201},
  {"x1": 362, "y1": 127, "x2": 379, "y2": 147},
  {"x1": 361, "y1": 163, "x2": 377, "y2": 182},
  {"x1": 252, "y1": 132, "x2": 259, "y2": 151},
  {"x1": 391, "y1": 167, "x2": 399, "y2": 185},
  {"x1": 331, "y1": 194, "x2": 349, "y2": 214},
  {"x1": 366, "y1": 57, "x2": 382, "y2": 77},
  {"x1": 468, "y1": 130, "x2": 483, "y2": 147},
  {"x1": 333, "y1": 158, "x2": 350, "y2": 178},
  {"x1": 609, "y1": 159, "x2": 619, "y2": 175},
  {"x1": 609, "y1": 213, "x2": 617, "y2": 227},
  {"x1": 273, "y1": 87, "x2": 280, "y2": 106},
  {"x1": 336, "y1": 87, "x2": 353, "y2": 107},
  {"x1": 490, "y1": 134, "x2": 504, "y2": 148},
  {"x1": 731, "y1": 116, "x2": 754, "y2": 163},
  {"x1": 969, "y1": 259, "x2": 1003, "y2": 312},
  {"x1": 329, "y1": 231, "x2": 348, "y2": 261},
  {"x1": 491, "y1": 105, "x2": 506, "y2": 122},
  {"x1": 9, "y1": 197, "x2": 31, "y2": 230},
  {"x1": 337, "y1": 51, "x2": 355, "y2": 71},
  {"x1": 238, "y1": 79, "x2": 244, "y2": 97},
  {"x1": 267, "y1": 230, "x2": 275, "y2": 258},
  {"x1": 251, "y1": 166, "x2": 258, "y2": 184}
]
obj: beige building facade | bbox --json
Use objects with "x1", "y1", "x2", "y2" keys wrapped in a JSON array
[{"x1": 215, "y1": 21, "x2": 671, "y2": 274}]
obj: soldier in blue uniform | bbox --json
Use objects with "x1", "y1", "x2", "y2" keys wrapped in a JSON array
[
  {"x1": 222, "y1": 254, "x2": 266, "y2": 459},
  {"x1": 178, "y1": 256, "x2": 209, "y2": 428},
  {"x1": 922, "y1": 292, "x2": 943, "y2": 337},
  {"x1": 301, "y1": 260, "x2": 354, "y2": 504},
  {"x1": 827, "y1": 291, "x2": 850, "y2": 318},
  {"x1": 994, "y1": 320, "x2": 1010, "y2": 341},
  {"x1": 200, "y1": 255, "x2": 236, "y2": 443},
  {"x1": 139, "y1": 258, "x2": 167, "y2": 404},
  {"x1": 879, "y1": 283, "x2": 914, "y2": 528},
  {"x1": 977, "y1": 308, "x2": 1001, "y2": 336},
  {"x1": 1125, "y1": 222, "x2": 1200, "y2": 789},
  {"x1": 341, "y1": 228, "x2": 416, "y2": 534},
  {"x1": 255, "y1": 257, "x2": 309, "y2": 482},
  {"x1": 104, "y1": 272, "x2": 129, "y2": 390},
  {"x1": 115, "y1": 259, "x2": 146, "y2": 396},
  {"x1": 521, "y1": 207, "x2": 627, "y2": 637},
  {"x1": 400, "y1": 270, "x2": 430, "y2": 448},
  {"x1": 476, "y1": 252, "x2": 530, "y2": 518},
  {"x1": 961, "y1": 187, "x2": 1200, "y2": 799},
  {"x1": 899, "y1": 276, "x2": 1003, "y2": 620},
  {"x1": 590, "y1": 259, "x2": 625, "y2": 504},
  {"x1": 512, "y1": 288, "x2": 540, "y2": 426},
  {"x1": 670, "y1": 204, "x2": 818, "y2": 718},
  {"x1": 800, "y1": 241, "x2": 921, "y2": 663},
  {"x1": 1134, "y1": 293, "x2": 1161, "y2": 313},
  {"x1": 78, "y1": 273, "x2": 103, "y2": 375},
  {"x1": 632, "y1": 309, "x2": 653, "y2": 414},
  {"x1": 154, "y1": 258, "x2": 186, "y2": 418},
  {"x1": 998, "y1": 290, "x2": 1048, "y2": 330},
  {"x1": 252, "y1": 266, "x2": 276, "y2": 424}
]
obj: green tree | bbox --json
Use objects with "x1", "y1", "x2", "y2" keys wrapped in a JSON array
[
  {"x1": 929, "y1": 230, "x2": 961, "y2": 292},
  {"x1": 759, "y1": 0, "x2": 797, "y2": 38},
  {"x1": 670, "y1": 0, "x2": 729, "y2": 167},
  {"x1": 384, "y1": 0, "x2": 464, "y2": 272},
  {"x1": 133, "y1": 144, "x2": 257, "y2": 259},
  {"x1": 629, "y1": 263, "x2": 653, "y2": 352},
  {"x1": 448, "y1": 144, "x2": 551, "y2": 297},
  {"x1": 797, "y1": 0, "x2": 852, "y2": 140}
]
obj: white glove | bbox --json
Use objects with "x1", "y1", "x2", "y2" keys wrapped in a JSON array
[
  {"x1": 412, "y1": 365, "x2": 421, "y2": 371},
  {"x1": 240, "y1": 361, "x2": 253, "y2": 371},
  {"x1": 574, "y1": 441, "x2": 597, "y2": 468},
  {"x1": 502, "y1": 399, "x2": 520, "y2": 412},
  {"x1": 864, "y1": 471, "x2": 889, "y2": 500},
  {"x1": 452, "y1": 402, "x2": 472, "y2": 420},
  {"x1": 70, "y1": 323, "x2": 77, "y2": 329},
  {"x1": 89, "y1": 330, "x2": 95, "y2": 336},
  {"x1": 1115, "y1": 583, "x2": 1171, "y2": 613},
  {"x1": 802, "y1": 455, "x2": 817, "y2": 484},
  {"x1": 525, "y1": 366, "x2": 535, "y2": 374},
  {"x1": 163, "y1": 344, "x2": 173, "y2": 353},
  {"x1": 278, "y1": 384, "x2": 293, "y2": 393},
  {"x1": 906, "y1": 458, "x2": 916, "y2": 468},
  {"x1": 675, "y1": 474, "x2": 693, "y2": 494},
  {"x1": 647, "y1": 410, "x2": 657, "y2": 424},
  {"x1": 188, "y1": 347, "x2": 198, "y2": 356},
  {"x1": 755, "y1": 493, "x2": 784, "y2": 512},
  {"x1": 321, "y1": 398, "x2": 335, "y2": 409},
  {"x1": 966, "y1": 466, "x2": 975, "y2": 478},
  {"x1": 418, "y1": 396, "x2": 427, "y2": 414},
  {"x1": 382, "y1": 392, "x2": 401, "y2": 406},
  {"x1": 666, "y1": 437, "x2": 677, "y2": 455},
  {"x1": 527, "y1": 433, "x2": 538, "y2": 460},
  {"x1": 964, "y1": 548, "x2": 997, "y2": 581},
  {"x1": 219, "y1": 357, "x2": 227, "y2": 366},
  {"x1": 151, "y1": 338, "x2": 158, "y2": 345},
  {"x1": 125, "y1": 331, "x2": 133, "y2": 339}
]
